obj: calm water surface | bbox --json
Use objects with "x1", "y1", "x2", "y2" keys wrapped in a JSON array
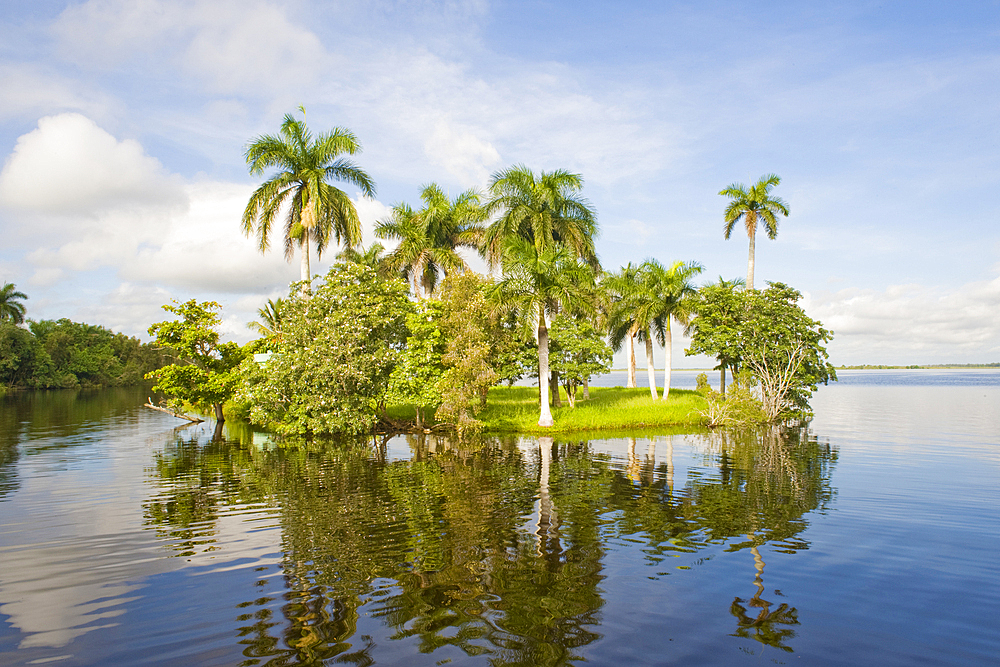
[{"x1": 1, "y1": 371, "x2": 998, "y2": 665}]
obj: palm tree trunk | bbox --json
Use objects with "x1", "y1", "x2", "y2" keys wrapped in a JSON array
[
  {"x1": 537, "y1": 313, "x2": 554, "y2": 427},
  {"x1": 661, "y1": 319, "x2": 672, "y2": 400},
  {"x1": 720, "y1": 365, "x2": 727, "y2": 396},
  {"x1": 626, "y1": 328, "x2": 637, "y2": 388},
  {"x1": 300, "y1": 228, "x2": 311, "y2": 289},
  {"x1": 747, "y1": 229, "x2": 755, "y2": 291},
  {"x1": 645, "y1": 333, "x2": 658, "y2": 400}
]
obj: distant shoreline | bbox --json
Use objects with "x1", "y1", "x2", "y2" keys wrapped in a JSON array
[
  {"x1": 835, "y1": 364, "x2": 1000, "y2": 370},
  {"x1": 612, "y1": 365, "x2": 1000, "y2": 372}
]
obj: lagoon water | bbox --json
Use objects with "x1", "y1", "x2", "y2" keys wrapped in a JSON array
[{"x1": 1, "y1": 371, "x2": 998, "y2": 665}]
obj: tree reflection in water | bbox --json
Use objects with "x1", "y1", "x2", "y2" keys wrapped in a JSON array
[{"x1": 142, "y1": 423, "x2": 836, "y2": 665}]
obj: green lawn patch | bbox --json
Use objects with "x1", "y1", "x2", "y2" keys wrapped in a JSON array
[{"x1": 478, "y1": 385, "x2": 708, "y2": 434}]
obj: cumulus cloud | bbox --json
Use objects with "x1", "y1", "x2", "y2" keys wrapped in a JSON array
[
  {"x1": 806, "y1": 277, "x2": 1000, "y2": 363},
  {"x1": 0, "y1": 113, "x2": 185, "y2": 216}
]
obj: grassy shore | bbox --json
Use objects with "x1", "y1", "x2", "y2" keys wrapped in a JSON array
[{"x1": 474, "y1": 385, "x2": 708, "y2": 434}]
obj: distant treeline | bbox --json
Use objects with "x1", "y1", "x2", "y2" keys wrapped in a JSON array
[
  {"x1": 0, "y1": 319, "x2": 169, "y2": 389},
  {"x1": 839, "y1": 363, "x2": 1000, "y2": 369}
]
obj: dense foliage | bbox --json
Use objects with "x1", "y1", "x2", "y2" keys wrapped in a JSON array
[
  {"x1": 687, "y1": 282, "x2": 837, "y2": 422},
  {"x1": 0, "y1": 319, "x2": 167, "y2": 389},
  {"x1": 236, "y1": 262, "x2": 411, "y2": 435}
]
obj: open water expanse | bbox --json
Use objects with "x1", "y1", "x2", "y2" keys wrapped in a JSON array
[{"x1": 1, "y1": 370, "x2": 998, "y2": 665}]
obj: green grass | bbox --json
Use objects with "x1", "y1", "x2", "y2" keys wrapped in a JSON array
[{"x1": 477, "y1": 385, "x2": 708, "y2": 434}]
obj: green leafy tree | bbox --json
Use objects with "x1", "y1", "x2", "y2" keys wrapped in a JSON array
[
  {"x1": 387, "y1": 300, "x2": 447, "y2": 427},
  {"x1": 549, "y1": 314, "x2": 612, "y2": 407},
  {"x1": 489, "y1": 239, "x2": 595, "y2": 427},
  {"x1": 0, "y1": 283, "x2": 27, "y2": 325},
  {"x1": 720, "y1": 173, "x2": 789, "y2": 290},
  {"x1": 242, "y1": 110, "x2": 376, "y2": 286},
  {"x1": 146, "y1": 300, "x2": 246, "y2": 422},
  {"x1": 687, "y1": 282, "x2": 836, "y2": 422},
  {"x1": 375, "y1": 183, "x2": 485, "y2": 299},
  {"x1": 687, "y1": 278, "x2": 745, "y2": 395},
  {"x1": 434, "y1": 272, "x2": 528, "y2": 431},
  {"x1": 236, "y1": 262, "x2": 411, "y2": 435},
  {"x1": 0, "y1": 323, "x2": 49, "y2": 387}
]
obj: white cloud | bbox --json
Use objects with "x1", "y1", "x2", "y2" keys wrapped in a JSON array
[
  {"x1": 0, "y1": 113, "x2": 185, "y2": 216},
  {"x1": 424, "y1": 120, "x2": 500, "y2": 187},
  {"x1": 53, "y1": 0, "x2": 325, "y2": 97},
  {"x1": 806, "y1": 276, "x2": 1000, "y2": 363}
]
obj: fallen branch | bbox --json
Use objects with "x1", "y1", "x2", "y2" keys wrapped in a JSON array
[{"x1": 145, "y1": 398, "x2": 204, "y2": 423}]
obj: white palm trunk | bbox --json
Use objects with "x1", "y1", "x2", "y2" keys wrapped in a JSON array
[
  {"x1": 645, "y1": 333, "x2": 658, "y2": 400},
  {"x1": 299, "y1": 229, "x2": 311, "y2": 293},
  {"x1": 626, "y1": 327, "x2": 637, "y2": 388},
  {"x1": 537, "y1": 313, "x2": 554, "y2": 427},
  {"x1": 747, "y1": 227, "x2": 756, "y2": 291},
  {"x1": 661, "y1": 319, "x2": 672, "y2": 400}
]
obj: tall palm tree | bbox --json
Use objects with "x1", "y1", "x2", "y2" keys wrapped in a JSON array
[
  {"x1": 720, "y1": 174, "x2": 789, "y2": 290},
  {"x1": 376, "y1": 184, "x2": 485, "y2": 299},
  {"x1": 606, "y1": 260, "x2": 702, "y2": 400},
  {"x1": 0, "y1": 283, "x2": 27, "y2": 324},
  {"x1": 482, "y1": 165, "x2": 599, "y2": 270},
  {"x1": 648, "y1": 260, "x2": 703, "y2": 399},
  {"x1": 489, "y1": 239, "x2": 594, "y2": 427},
  {"x1": 601, "y1": 263, "x2": 642, "y2": 388},
  {"x1": 242, "y1": 110, "x2": 376, "y2": 287}
]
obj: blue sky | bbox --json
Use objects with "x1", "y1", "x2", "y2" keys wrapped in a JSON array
[{"x1": 1, "y1": 0, "x2": 998, "y2": 365}]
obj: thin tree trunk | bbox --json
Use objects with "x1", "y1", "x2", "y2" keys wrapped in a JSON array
[
  {"x1": 720, "y1": 365, "x2": 727, "y2": 396},
  {"x1": 583, "y1": 377, "x2": 590, "y2": 400},
  {"x1": 747, "y1": 228, "x2": 756, "y2": 291},
  {"x1": 537, "y1": 314, "x2": 554, "y2": 427},
  {"x1": 551, "y1": 370, "x2": 562, "y2": 407},
  {"x1": 626, "y1": 329, "x2": 637, "y2": 388},
  {"x1": 645, "y1": 333, "x2": 658, "y2": 400},
  {"x1": 661, "y1": 319, "x2": 672, "y2": 400}
]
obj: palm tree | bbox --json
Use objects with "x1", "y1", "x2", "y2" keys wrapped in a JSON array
[
  {"x1": 375, "y1": 184, "x2": 485, "y2": 299},
  {"x1": 720, "y1": 174, "x2": 789, "y2": 290},
  {"x1": 601, "y1": 263, "x2": 642, "y2": 389},
  {"x1": 242, "y1": 110, "x2": 376, "y2": 288},
  {"x1": 606, "y1": 260, "x2": 702, "y2": 400},
  {"x1": 648, "y1": 260, "x2": 703, "y2": 399},
  {"x1": 0, "y1": 283, "x2": 27, "y2": 324},
  {"x1": 489, "y1": 239, "x2": 595, "y2": 427},
  {"x1": 248, "y1": 298, "x2": 285, "y2": 339},
  {"x1": 336, "y1": 242, "x2": 388, "y2": 271},
  {"x1": 482, "y1": 165, "x2": 599, "y2": 270}
]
